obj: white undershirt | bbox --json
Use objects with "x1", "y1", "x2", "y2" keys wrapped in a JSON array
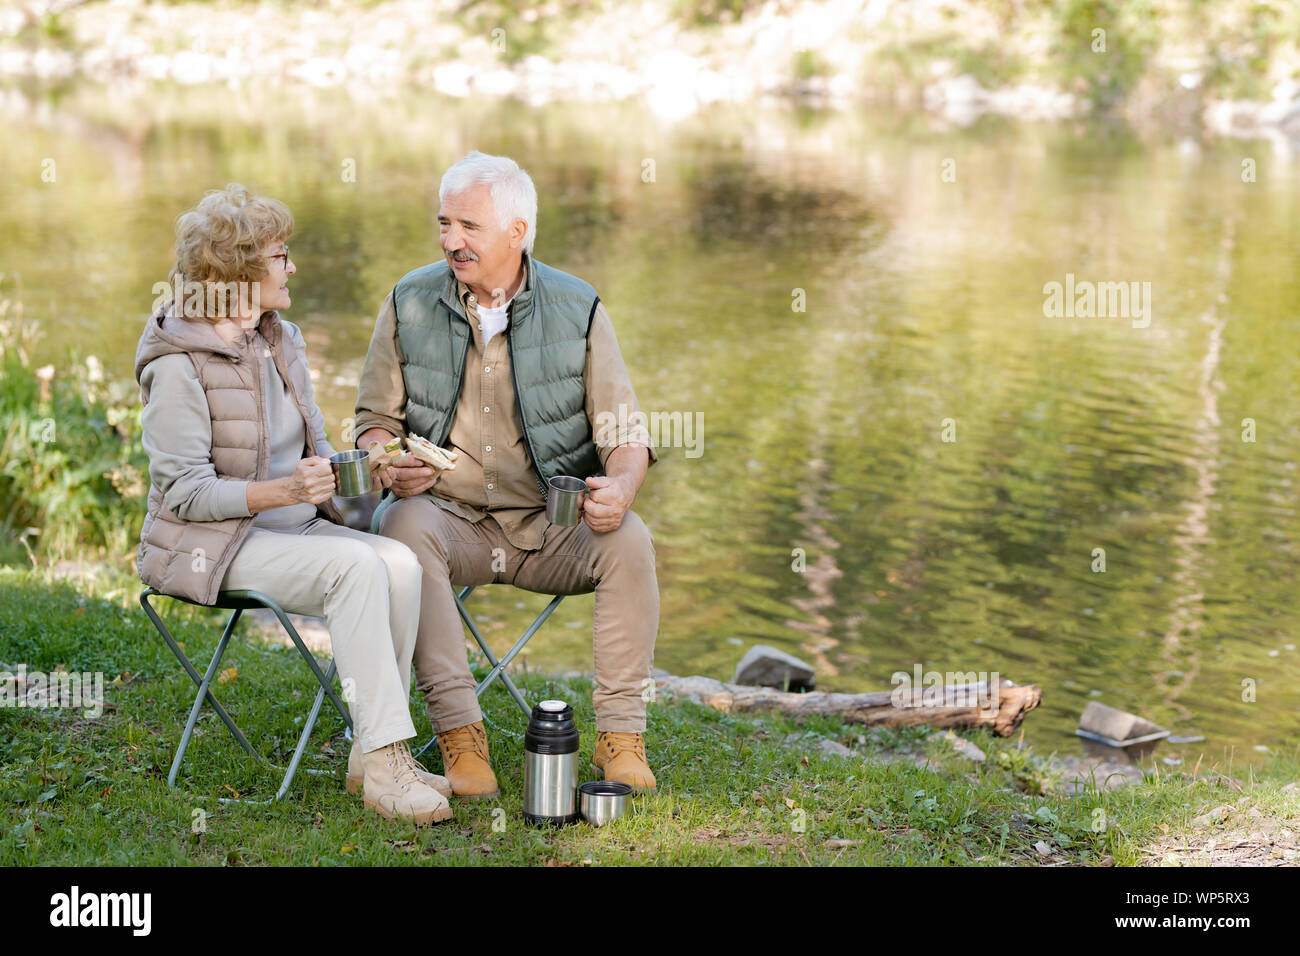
[{"x1": 477, "y1": 298, "x2": 512, "y2": 346}]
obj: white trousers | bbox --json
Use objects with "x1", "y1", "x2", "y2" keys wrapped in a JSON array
[{"x1": 219, "y1": 518, "x2": 421, "y2": 751}]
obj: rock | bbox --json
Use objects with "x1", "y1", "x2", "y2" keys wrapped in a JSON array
[
  {"x1": 780, "y1": 738, "x2": 852, "y2": 759},
  {"x1": 781, "y1": 732, "x2": 851, "y2": 758},
  {"x1": 1077, "y1": 701, "x2": 1167, "y2": 745},
  {"x1": 931, "y1": 729, "x2": 986, "y2": 763},
  {"x1": 1051, "y1": 756, "x2": 1144, "y2": 794},
  {"x1": 1192, "y1": 806, "x2": 1230, "y2": 828},
  {"x1": 816, "y1": 738, "x2": 853, "y2": 758},
  {"x1": 732, "y1": 644, "x2": 815, "y2": 691},
  {"x1": 1033, "y1": 840, "x2": 1052, "y2": 857}
]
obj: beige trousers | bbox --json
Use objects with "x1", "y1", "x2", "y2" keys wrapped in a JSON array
[
  {"x1": 219, "y1": 518, "x2": 422, "y2": 751},
  {"x1": 378, "y1": 497, "x2": 659, "y2": 734}
]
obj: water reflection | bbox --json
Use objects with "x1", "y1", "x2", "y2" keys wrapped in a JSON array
[{"x1": 3, "y1": 82, "x2": 1299, "y2": 757}]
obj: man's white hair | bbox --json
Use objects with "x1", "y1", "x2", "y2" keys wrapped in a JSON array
[{"x1": 439, "y1": 150, "x2": 538, "y2": 254}]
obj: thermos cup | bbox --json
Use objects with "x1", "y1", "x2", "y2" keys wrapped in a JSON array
[
  {"x1": 523, "y1": 699, "x2": 580, "y2": 826},
  {"x1": 545, "y1": 475, "x2": 588, "y2": 526},
  {"x1": 329, "y1": 448, "x2": 373, "y2": 497}
]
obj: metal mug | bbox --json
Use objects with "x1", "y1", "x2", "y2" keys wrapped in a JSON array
[
  {"x1": 329, "y1": 449, "x2": 373, "y2": 498},
  {"x1": 579, "y1": 781, "x2": 632, "y2": 827},
  {"x1": 546, "y1": 475, "x2": 588, "y2": 526}
]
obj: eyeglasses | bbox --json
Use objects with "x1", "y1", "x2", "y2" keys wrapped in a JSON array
[{"x1": 268, "y1": 247, "x2": 290, "y2": 269}]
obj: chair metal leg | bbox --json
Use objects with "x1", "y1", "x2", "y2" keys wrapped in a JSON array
[
  {"x1": 144, "y1": 587, "x2": 348, "y2": 799},
  {"x1": 472, "y1": 594, "x2": 565, "y2": 717},
  {"x1": 244, "y1": 589, "x2": 353, "y2": 730},
  {"x1": 168, "y1": 611, "x2": 240, "y2": 790},
  {"x1": 413, "y1": 588, "x2": 565, "y2": 760},
  {"x1": 141, "y1": 591, "x2": 258, "y2": 758},
  {"x1": 276, "y1": 661, "x2": 337, "y2": 801}
]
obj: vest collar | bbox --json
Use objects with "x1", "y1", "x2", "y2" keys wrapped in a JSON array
[{"x1": 439, "y1": 252, "x2": 536, "y2": 327}]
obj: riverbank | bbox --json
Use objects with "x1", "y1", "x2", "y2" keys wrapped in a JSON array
[
  {"x1": 3, "y1": 0, "x2": 1300, "y2": 139},
  {"x1": 2, "y1": 569, "x2": 1296, "y2": 866}
]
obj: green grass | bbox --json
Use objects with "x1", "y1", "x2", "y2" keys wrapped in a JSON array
[{"x1": 2, "y1": 569, "x2": 1296, "y2": 866}]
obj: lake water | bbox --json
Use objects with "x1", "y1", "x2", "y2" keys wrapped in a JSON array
[{"x1": 3, "y1": 82, "x2": 1298, "y2": 759}]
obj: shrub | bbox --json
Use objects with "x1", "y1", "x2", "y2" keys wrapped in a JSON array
[{"x1": 0, "y1": 278, "x2": 147, "y2": 566}]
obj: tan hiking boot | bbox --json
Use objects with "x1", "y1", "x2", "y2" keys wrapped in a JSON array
[
  {"x1": 592, "y1": 731, "x2": 657, "y2": 792},
  {"x1": 361, "y1": 741, "x2": 453, "y2": 825},
  {"x1": 347, "y1": 737, "x2": 452, "y2": 798},
  {"x1": 436, "y1": 721, "x2": 500, "y2": 799}
]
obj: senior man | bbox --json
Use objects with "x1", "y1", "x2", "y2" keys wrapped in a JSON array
[{"x1": 353, "y1": 151, "x2": 660, "y2": 798}]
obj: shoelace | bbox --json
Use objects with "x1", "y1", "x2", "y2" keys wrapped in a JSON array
[
  {"x1": 602, "y1": 733, "x2": 644, "y2": 760},
  {"x1": 398, "y1": 745, "x2": 439, "y2": 781},
  {"x1": 440, "y1": 726, "x2": 485, "y2": 765},
  {"x1": 386, "y1": 743, "x2": 422, "y2": 791}
]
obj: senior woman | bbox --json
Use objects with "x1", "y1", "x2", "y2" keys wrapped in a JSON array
[{"x1": 134, "y1": 183, "x2": 450, "y2": 825}]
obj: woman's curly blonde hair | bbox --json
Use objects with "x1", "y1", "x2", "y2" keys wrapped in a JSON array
[{"x1": 168, "y1": 183, "x2": 293, "y2": 320}]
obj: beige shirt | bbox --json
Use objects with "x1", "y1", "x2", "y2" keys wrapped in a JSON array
[{"x1": 354, "y1": 265, "x2": 657, "y2": 551}]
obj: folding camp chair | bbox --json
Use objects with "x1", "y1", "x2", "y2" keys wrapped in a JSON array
[
  {"x1": 140, "y1": 587, "x2": 353, "y2": 802},
  {"x1": 370, "y1": 493, "x2": 572, "y2": 759},
  {"x1": 411, "y1": 585, "x2": 568, "y2": 760}
]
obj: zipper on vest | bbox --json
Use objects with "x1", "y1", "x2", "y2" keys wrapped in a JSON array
[
  {"x1": 442, "y1": 323, "x2": 471, "y2": 448},
  {"x1": 249, "y1": 335, "x2": 270, "y2": 481},
  {"x1": 506, "y1": 331, "x2": 550, "y2": 500}
]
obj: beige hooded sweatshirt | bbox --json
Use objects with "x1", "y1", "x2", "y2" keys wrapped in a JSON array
[{"x1": 133, "y1": 306, "x2": 343, "y2": 605}]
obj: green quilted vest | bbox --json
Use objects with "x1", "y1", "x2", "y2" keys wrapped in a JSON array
[{"x1": 392, "y1": 254, "x2": 604, "y2": 499}]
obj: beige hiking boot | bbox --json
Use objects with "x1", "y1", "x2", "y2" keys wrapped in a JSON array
[
  {"x1": 361, "y1": 741, "x2": 453, "y2": 825},
  {"x1": 347, "y1": 736, "x2": 452, "y2": 798},
  {"x1": 436, "y1": 721, "x2": 501, "y2": 799},
  {"x1": 592, "y1": 731, "x2": 657, "y2": 792}
]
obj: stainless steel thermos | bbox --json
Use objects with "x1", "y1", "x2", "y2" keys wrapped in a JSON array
[{"x1": 523, "y1": 699, "x2": 580, "y2": 826}]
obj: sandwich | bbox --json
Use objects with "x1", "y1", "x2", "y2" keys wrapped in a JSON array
[
  {"x1": 405, "y1": 434, "x2": 459, "y2": 471},
  {"x1": 367, "y1": 435, "x2": 459, "y2": 473}
]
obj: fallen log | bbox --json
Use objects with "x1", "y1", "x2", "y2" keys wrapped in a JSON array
[{"x1": 655, "y1": 675, "x2": 1041, "y2": 736}]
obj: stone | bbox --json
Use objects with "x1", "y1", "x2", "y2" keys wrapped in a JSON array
[
  {"x1": 1192, "y1": 806, "x2": 1230, "y2": 828},
  {"x1": 1051, "y1": 756, "x2": 1144, "y2": 794},
  {"x1": 1077, "y1": 701, "x2": 1166, "y2": 744},
  {"x1": 732, "y1": 644, "x2": 815, "y2": 691},
  {"x1": 816, "y1": 738, "x2": 853, "y2": 758},
  {"x1": 780, "y1": 732, "x2": 853, "y2": 759},
  {"x1": 931, "y1": 729, "x2": 986, "y2": 763}
]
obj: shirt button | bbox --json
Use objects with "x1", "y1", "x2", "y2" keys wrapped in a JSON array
[
  {"x1": 478, "y1": 323, "x2": 483, "y2": 330},
  {"x1": 485, "y1": 445, "x2": 492, "y2": 452},
  {"x1": 483, "y1": 406, "x2": 490, "y2": 413},
  {"x1": 468, "y1": 294, "x2": 476, "y2": 303},
  {"x1": 484, "y1": 366, "x2": 491, "y2": 373},
  {"x1": 486, "y1": 482, "x2": 494, "y2": 490}
]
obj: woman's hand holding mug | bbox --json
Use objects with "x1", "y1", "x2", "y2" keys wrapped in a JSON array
[{"x1": 289, "y1": 456, "x2": 336, "y2": 504}]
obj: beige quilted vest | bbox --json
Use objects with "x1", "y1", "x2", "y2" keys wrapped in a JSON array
[{"x1": 134, "y1": 307, "x2": 343, "y2": 604}]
